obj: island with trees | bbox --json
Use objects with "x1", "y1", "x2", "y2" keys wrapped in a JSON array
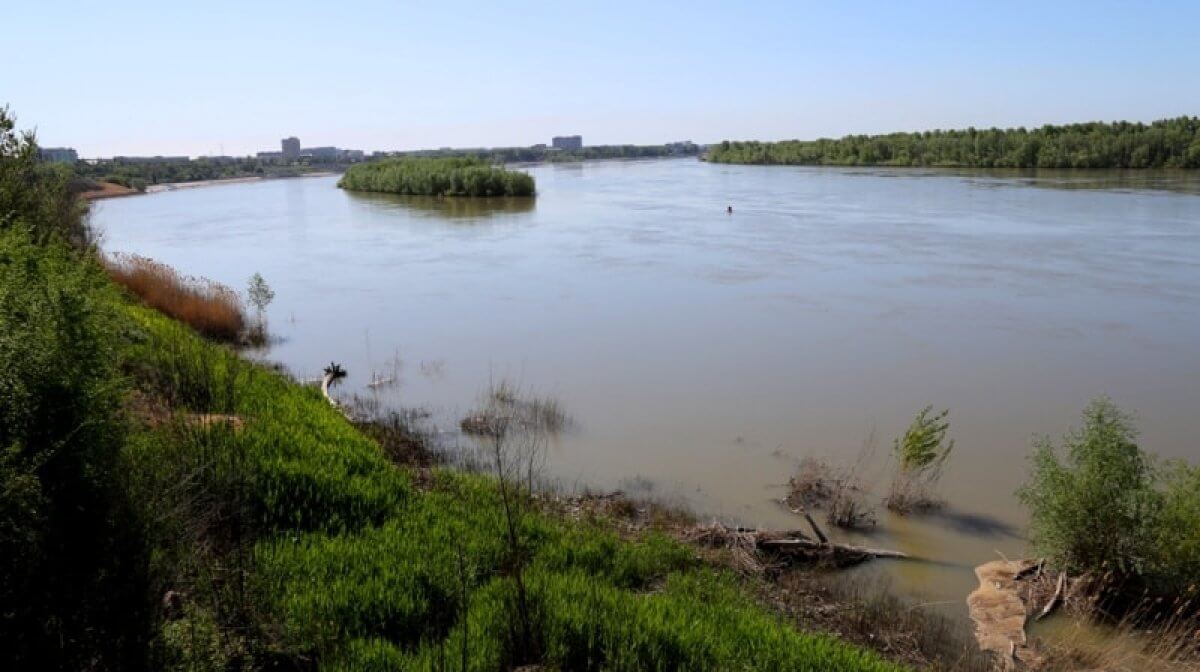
[
  {"x1": 707, "y1": 117, "x2": 1200, "y2": 169},
  {"x1": 338, "y1": 156, "x2": 536, "y2": 197}
]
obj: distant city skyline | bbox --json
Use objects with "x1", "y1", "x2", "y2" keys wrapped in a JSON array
[{"x1": 6, "y1": 1, "x2": 1199, "y2": 157}]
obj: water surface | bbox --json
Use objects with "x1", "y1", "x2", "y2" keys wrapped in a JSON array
[{"x1": 95, "y1": 160, "x2": 1200, "y2": 616}]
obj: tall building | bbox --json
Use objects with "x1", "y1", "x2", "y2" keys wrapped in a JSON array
[
  {"x1": 281, "y1": 136, "x2": 301, "y2": 160},
  {"x1": 39, "y1": 147, "x2": 78, "y2": 163},
  {"x1": 552, "y1": 135, "x2": 583, "y2": 151}
]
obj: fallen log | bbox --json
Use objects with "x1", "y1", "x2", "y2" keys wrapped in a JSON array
[
  {"x1": 758, "y1": 537, "x2": 909, "y2": 559},
  {"x1": 686, "y1": 521, "x2": 910, "y2": 571},
  {"x1": 801, "y1": 510, "x2": 829, "y2": 545}
]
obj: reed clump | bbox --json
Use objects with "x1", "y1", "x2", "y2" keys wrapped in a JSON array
[
  {"x1": 788, "y1": 434, "x2": 879, "y2": 530},
  {"x1": 461, "y1": 379, "x2": 570, "y2": 437},
  {"x1": 105, "y1": 253, "x2": 247, "y2": 343}
]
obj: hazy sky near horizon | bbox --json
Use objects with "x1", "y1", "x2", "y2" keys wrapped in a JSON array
[{"x1": 5, "y1": 0, "x2": 1199, "y2": 157}]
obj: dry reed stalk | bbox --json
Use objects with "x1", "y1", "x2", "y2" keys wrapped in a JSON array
[{"x1": 105, "y1": 253, "x2": 247, "y2": 342}]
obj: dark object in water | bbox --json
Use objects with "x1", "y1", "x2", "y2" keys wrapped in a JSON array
[{"x1": 727, "y1": 205, "x2": 733, "y2": 214}]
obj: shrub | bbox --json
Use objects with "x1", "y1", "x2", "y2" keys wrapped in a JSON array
[
  {"x1": 0, "y1": 226, "x2": 148, "y2": 668},
  {"x1": 886, "y1": 406, "x2": 953, "y2": 512},
  {"x1": 0, "y1": 107, "x2": 90, "y2": 245},
  {"x1": 1018, "y1": 397, "x2": 1200, "y2": 597},
  {"x1": 1017, "y1": 398, "x2": 1158, "y2": 577},
  {"x1": 1150, "y1": 462, "x2": 1200, "y2": 590}
]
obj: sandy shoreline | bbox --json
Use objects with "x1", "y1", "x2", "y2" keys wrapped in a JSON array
[
  {"x1": 143, "y1": 171, "x2": 339, "y2": 194},
  {"x1": 80, "y1": 181, "x2": 141, "y2": 200}
]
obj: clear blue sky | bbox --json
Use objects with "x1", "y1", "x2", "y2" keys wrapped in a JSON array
[{"x1": 5, "y1": 0, "x2": 1198, "y2": 157}]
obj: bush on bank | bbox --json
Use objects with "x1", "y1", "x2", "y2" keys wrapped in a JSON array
[{"x1": 1018, "y1": 397, "x2": 1200, "y2": 596}]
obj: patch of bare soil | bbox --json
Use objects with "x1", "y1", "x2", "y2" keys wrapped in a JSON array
[{"x1": 80, "y1": 181, "x2": 140, "y2": 200}]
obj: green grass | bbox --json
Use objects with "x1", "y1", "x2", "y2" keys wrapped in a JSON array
[{"x1": 121, "y1": 302, "x2": 903, "y2": 671}]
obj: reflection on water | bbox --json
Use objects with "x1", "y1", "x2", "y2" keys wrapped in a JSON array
[
  {"x1": 93, "y1": 160, "x2": 1200, "y2": 624},
  {"x1": 841, "y1": 167, "x2": 1200, "y2": 194},
  {"x1": 347, "y1": 191, "x2": 536, "y2": 220}
]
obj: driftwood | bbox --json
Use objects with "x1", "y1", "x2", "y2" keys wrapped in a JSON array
[
  {"x1": 321, "y1": 362, "x2": 347, "y2": 409},
  {"x1": 1014, "y1": 558, "x2": 1044, "y2": 582},
  {"x1": 801, "y1": 509, "x2": 829, "y2": 545},
  {"x1": 1035, "y1": 571, "x2": 1066, "y2": 621},
  {"x1": 686, "y1": 521, "x2": 909, "y2": 572}
]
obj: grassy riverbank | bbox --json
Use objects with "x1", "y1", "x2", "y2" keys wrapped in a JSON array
[
  {"x1": 2, "y1": 108, "x2": 907, "y2": 670},
  {"x1": 708, "y1": 117, "x2": 1200, "y2": 168},
  {"x1": 1, "y1": 233, "x2": 907, "y2": 670},
  {"x1": 127, "y1": 305, "x2": 908, "y2": 670},
  {"x1": 339, "y1": 157, "x2": 535, "y2": 197}
]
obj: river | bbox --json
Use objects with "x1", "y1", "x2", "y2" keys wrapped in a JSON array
[{"x1": 94, "y1": 159, "x2": 1200, "y2": 623}]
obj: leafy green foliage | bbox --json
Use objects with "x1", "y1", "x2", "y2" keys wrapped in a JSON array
[
  {"x1": 709, "y1": 117, "x2": 1200, "y2": 169},
  {"x1": 1017, "y1": 399, "x2": 1157, "y2": 576},
  {"x1": 246, "y1": 272, "x2": 274, "y2": 314},
  {"x1": 893, "y1": 406, "x2": 954, "y2": 473},
  {"x1": 0, "y1": 106, "x2": 89, "y2": 244},
  {"x1": 1017, "y1": 398, "x2": 1200, "y2": 594},
  {"x1": 1154, "y1": 463, "x2": 1200, "y2": 587},
  {"x1": 887, "y1": 406, "x2": 953, "y2": 512},
  {"x1": 71, "y1": 156, "x2": 311, "y2": 190},
  {"x1": 0, "y1": 110, "x2": 150, "y2": 670},
  {"x1": 339, "y1": 157, "x2": 536, "y2": 197},
  {"x1": 0, "y1": 224, "x2": 150, "y2": 667}
]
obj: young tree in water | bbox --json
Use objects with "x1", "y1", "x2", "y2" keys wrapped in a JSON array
[
  {"x1": 886, "y1": 406, "x2": 954, "y2": 512},
  {"x1": 246, "y1": 272, "x2": 274, "y2": 345}
]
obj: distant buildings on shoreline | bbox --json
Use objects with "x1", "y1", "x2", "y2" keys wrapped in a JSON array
[
  {"x1": 39, "y1": 133, "x2": 703, "y2": 165},
  {"x1": 552, "y1": 135, "x2": 583, "y2": 151},
  {"x1": 256, "y1": 136, "x2": 364, "y2": 163},
  {"x1": 281, "y1": 136, "x2": 300, "y2": 161},
  {"x1": 39, "y1": 147, "x2": 78, "y2": 163}
]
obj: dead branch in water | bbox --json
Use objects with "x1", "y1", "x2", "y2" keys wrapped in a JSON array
[
  {"x1": 686, "y1": 521, "x2": 910, "y2": 573},
  {"x1": 1036, "y1": 572, "x2": 1066, "y2": 622},
  {"x1": 801, "y1": 509, "x2": 829, "y2": 545},
  {"x1": 322, "y1": 362, "x2": 347, "y2": 411}
]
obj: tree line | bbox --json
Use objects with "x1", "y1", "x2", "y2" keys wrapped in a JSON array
[
  {"x1": 338, "y1": 156, "x2": 536, "y2": 197},
  {"x1": 71, "y1": 157, "x2": 327, "y2": 192},
  {"x1": 393, "y1": 142, "x2": 700, "y2": 163},
  {"x1": 708, "y1": 117, "x2": 1200, "y2": 169}
]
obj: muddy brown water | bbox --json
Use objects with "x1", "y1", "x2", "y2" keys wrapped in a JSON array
[{"x1": 95, "y1": 159, "x2": 1200, "y2": 630}]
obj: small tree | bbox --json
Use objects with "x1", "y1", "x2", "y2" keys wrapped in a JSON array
[
  {"x1": 474, "y1": 381, "x2": 547, "y2": 665},
  {"x1": 245, "y1": 272, "x2": 274, "y2": 345},
  {"x1": 1017, "y1": 398, "x2": 1159, "y2": 577},
  {"x1": 886, "y1": 406, "x2": 953, "y2": 512}
]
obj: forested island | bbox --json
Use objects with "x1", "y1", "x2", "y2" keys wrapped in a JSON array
[
  {"x1": 708, "y1": 117, "x2": 1200, "y2": 169},
  {"x1": 338, "y1": 156, "x2": 536, "y2": 197}
]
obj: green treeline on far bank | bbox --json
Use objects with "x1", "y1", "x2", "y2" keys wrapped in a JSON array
[
  {"x1": 338, "y1": 156, "x2": 536, "y2": 197},
  {"x1": 708, "y1": 117, "x2": 1200, "y2": 169}
]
